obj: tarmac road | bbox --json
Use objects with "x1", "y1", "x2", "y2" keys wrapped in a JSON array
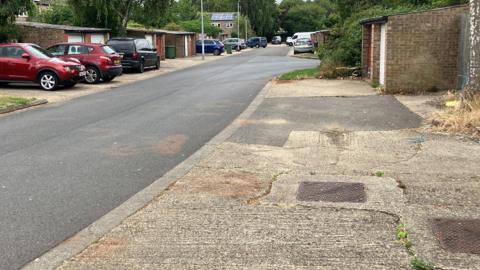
[{"x1": 0, "y1": 46, "x2": 318, "y2": 270}]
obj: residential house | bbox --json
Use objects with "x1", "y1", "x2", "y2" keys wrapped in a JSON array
[
  {"x1": 210, "y1": 12, "x2": 238, "y2": 40},
  {"x1": 360, "y1": 5, "x2": 468, "y2": 93},
  {"x1": 17, "y1": 0, "x2": 52, "y2": 22}
]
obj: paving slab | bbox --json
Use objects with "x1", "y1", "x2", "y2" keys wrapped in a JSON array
[
  {"x1": 228, "y1": 96, "x2": 423, "y2": 146},
  {"x1": 267, "y1": 79, "x2": 376, "y2": 98}
]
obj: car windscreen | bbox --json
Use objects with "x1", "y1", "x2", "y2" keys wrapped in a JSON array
[
  {"x1": 107, "y1": 40, "x2": 135, "y2": 53},
  {"x1": 26, "y1": 45, "x2": 52, "y2": 59},
  {"x1": 102, "y1": 45, "x2": 117, "y2": 54}
]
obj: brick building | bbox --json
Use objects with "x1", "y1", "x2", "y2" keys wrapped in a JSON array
[
  {"x1": 210, "y1": 12, "x2": 238, "y2": 40},
  {"x1": 311, "y1": 30, "x2": 330, "y2": 48},
  {"x1": 126, "y1": 28, "x2": 196, "y2": 60},
  {"x1": 361, "y1": 5, "x2": 468, "y2": 93},
  {"x1": 16, "y1": 21, "x2": 110, "y2": 48}
]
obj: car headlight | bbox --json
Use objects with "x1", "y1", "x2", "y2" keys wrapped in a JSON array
[{"x1": 64, "y1": 66, "x2": 71, "y2": 72}]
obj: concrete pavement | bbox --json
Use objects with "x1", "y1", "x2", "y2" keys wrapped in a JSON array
[
  {"x1": 57, "y1": 80, "x2": 480, "y2": 269},
  {"x1": 0, "y1": 46, "x2": 318, "y2": 270}
]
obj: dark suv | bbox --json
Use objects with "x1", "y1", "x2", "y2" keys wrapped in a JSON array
[
  {"x1": 247, "y1": 37, "x2": 268, "y2": 48},
  {"x1": 107, "y1": 38, "x2": 160, "y2": 73}
]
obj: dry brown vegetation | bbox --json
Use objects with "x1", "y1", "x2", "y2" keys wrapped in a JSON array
[{"x1": 431, "y1": 93, "x2": 480, "y2": 140}]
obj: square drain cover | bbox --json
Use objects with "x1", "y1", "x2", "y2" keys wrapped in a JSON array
[
  {"x1": 296, "y1": 182, "x2": 366, "y2": 203},
  {"x1": 432, "y1": 219, "x2": 480, "y2": 254}
]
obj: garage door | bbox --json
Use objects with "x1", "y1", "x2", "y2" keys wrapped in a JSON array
[
  {"x1": 91, "y1": 34, "x2": 105, "y2": 44},
  {"x1": 145, "y1": 34, "x2": 154, "y2": 46},
  {"x1": 67, "y1": 34, "x2": 83, "y2": 43}
]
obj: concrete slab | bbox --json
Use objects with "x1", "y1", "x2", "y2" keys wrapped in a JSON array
[
  {"x1": 228, "y1": 96, "x2": 423, "y2": 146},
  {"x1": 267, "y1": 79, "x2": 376, "y2": 98}
]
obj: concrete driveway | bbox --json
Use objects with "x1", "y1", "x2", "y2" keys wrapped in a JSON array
[{"x1": 0, "y1": 46, "x2": 318, "y2": 270}]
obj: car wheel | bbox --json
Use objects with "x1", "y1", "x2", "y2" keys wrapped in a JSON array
[
  {"x1": 155, "y1": 58, "x2": 160, "y2": 70},
  {"x1": 213, "y1": 49, "x2": 220, "y2": 56},
  {"x1": 103, "y1": 76, "x2": 115, "y2": 82},
  {"x1": 0, "y1": 82, "x2": 9, "y2": 87},
  {"x1": 235, "y1": 46, "x2": 241, "y2": 52},
  {"x1": 85, "y1": 66, "x2": 101, "y2": 84},
  {"x1": 138, "y1": 61, "x2": 145, "y2": 73},
  {"x1": 255, "y1": 44, "x2": 260, "y2": 48},
  {"x1": 39, "y1": 71, "x2": 59, "y2": 91}
]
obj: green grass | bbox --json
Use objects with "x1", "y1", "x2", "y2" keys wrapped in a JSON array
[
  {"x1": 278, "y1": 67, "x2": 320, "y2": 81},
  {"x1": 0, "y1": 96, "x2": 36, "y2": 110}
]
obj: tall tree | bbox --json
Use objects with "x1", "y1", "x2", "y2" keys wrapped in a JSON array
[
  {"x1": 464, "y1": 0, "x2": 480, "y2": 102},
  {"x1": 68, "y1": 0, "x2": 171, "y2": 35},
  {"x1": 0, "y1": 0, "x2": 33, "y2": 41}
]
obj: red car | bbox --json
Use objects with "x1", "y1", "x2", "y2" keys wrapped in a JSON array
[
  {"x1": 47, "y1": 43, "x2": 122, "y2": 84},
  {"x1": 0, "y1": 43, "x2": 86, "y2": 91}
]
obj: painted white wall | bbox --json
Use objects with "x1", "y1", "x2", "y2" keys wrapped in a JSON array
[
  {"x1": 379, "y1": 24, "x2": 386, "y2": 85},
  {"x1": 68, "y1": 33, "x2": 83, "y2": 43},
  {"x1": 91, "y1": 34, "x2": 105, "y2": 44},
  {"x1": 184, "y1": 36, "x2": 188, "y2": 57}
]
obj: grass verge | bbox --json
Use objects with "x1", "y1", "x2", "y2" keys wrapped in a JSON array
[
  {"x1": 430, "y1": 93, "x2": 480, "y2": 140},
  {"x1": 278, "y1": 67, "x2": 320, "y2": 81},
  {"x1": 0, "y1": 96, "x2": 36, "y2": 110}
]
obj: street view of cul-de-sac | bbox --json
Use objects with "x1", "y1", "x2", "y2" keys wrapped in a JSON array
[{"x1": 0, "y1": 0, "x2": 479, "y2": 269}]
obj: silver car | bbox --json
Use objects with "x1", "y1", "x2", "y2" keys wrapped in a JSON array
[
  {"x1": 293, "y1": 38, "x2": 314, "y2": 54},
  {"x1": 222, "y1": 38, "x2": 243, "y2": 51}
]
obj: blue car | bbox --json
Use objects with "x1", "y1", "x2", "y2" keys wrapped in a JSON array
[
  {"x1": 247, "y1": 37, "x2": 268, "y2": 48},
  {"x1": 196, "y1": 39, "x2": 224, "y2": 55}
]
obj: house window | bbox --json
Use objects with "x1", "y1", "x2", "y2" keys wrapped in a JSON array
[
  {"x1": 211, "y1": 23, "x2": 221, "y2": 27},
  {"x1": 226, "y1": 22, "x2": 233, "y2": 28}
]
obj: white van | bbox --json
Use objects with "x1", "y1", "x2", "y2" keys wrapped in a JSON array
[{"x1": 292, "y1": 32, "x2": 314, "y2": 45}]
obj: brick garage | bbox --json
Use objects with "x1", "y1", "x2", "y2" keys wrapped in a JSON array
[
  {"x1": 361, "y1": 5, "x2": 468, "y2": 93},
  {"x1": 311, "y1": 30, "x2": 330, "y2": 48},
  {"x1": 127, "y1": 28, "x2": 166, "y2": 60},
  {"x1": 164, "y1": 30, "x2": 196, "y2": 58},
  {"x1": 16, "y1": 21, "x2": 110, "y2": 49}
]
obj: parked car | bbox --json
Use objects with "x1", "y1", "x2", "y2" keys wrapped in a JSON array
[
  {"x1": 222, "y1": 38, "x2": 243, "y2": 51},
  {"x1": 0, "y1": 43, "x2": 85, "y2": 91},
  {"x1": 247, "y1": 37, "x2": 267, "y2": 48},
  {"x1": 195, "y1": 39, "x2": 225, "y2": 55},
  {"x1": 47, "y1": 43, "x2": 122, "y2": 84},
  {"x1": 293, "y1": 38, "x2": 315, "y2": 54},
  {"x1": 292, "y1": 32, "x2": 314, "y2": 45},
  {"x1": 106, "y1": 37, "x2": 160, "y2": 73},
  {"x1": 286, "y1": 36, "x2": 294, "y2": 46},
  {"x1": 272, "y1": 36, "x2": 282, "y2": 45},
  {"x1": 239, "y1": 39, "x2": 247, "y2": 49}
]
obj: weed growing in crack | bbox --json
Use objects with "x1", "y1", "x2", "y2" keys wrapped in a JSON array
[
  {"x1": 396, "y1": 224, "x2": 435, "y2": 270},
  {"x1": 309, "y1": 171, "x2": 316, "y2": 176},
  {"x1": 375, "y1": 171, "x2": 385, "y2": 177}
]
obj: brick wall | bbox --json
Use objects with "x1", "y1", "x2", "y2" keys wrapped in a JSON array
[
  {"x1": 19, "y1": 26, "x2": 64, "y2": 48},
  {"x1": 385, "y1": 5, "x2": 468, "y2": 93},
  {"x1": 362, "y1": 25, "x2": 371, "y2": 79},
  {"x1": 371, "y1": 24, "x2": 382, "y2": 83}
]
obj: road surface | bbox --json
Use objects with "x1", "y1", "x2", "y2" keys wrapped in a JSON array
[{"x1": 0, "y1": 46, "x2": 318, "y2": 269}]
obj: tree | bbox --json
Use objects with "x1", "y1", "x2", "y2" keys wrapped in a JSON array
[
  {"x1": 241, "y1": 0, "x2": 279, "y2": 37},
  {"x1": 464, "y1": 0, "x2": 480, "y2": 102},
  {"x1": 68, "y1": 0, "x2": 171, "y2": 35},
  {"x1": 37, "y1": 1, "x2": 74, "y2": 25},
  {"x1": 281, "y1": 0, "x2": 336, "y2": 35},
  {"x1": 0, "y1": 0, "x2": 34, "y2": 42}
]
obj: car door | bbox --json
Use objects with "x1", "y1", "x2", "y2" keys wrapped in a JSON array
[
  {"x1": 135, "y1": 39, "x2": 151, "y2": 67},
  {"x1": 204, "y1": 40, "x2": 214, "y2": 53},
  {"x1": 0, "y1": 47, "x2": 7, "y2": 80},
  {"x1": 4, "y1": 46, "x2": 32, "y2": 81}
]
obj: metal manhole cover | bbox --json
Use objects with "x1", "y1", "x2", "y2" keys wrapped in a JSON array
[
  {"x1": 432, "y1": 219, "x2": 480, "y2": 254},
  {"x1": 296, "y1": 182, "x2": 366, "y2": 203}
]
